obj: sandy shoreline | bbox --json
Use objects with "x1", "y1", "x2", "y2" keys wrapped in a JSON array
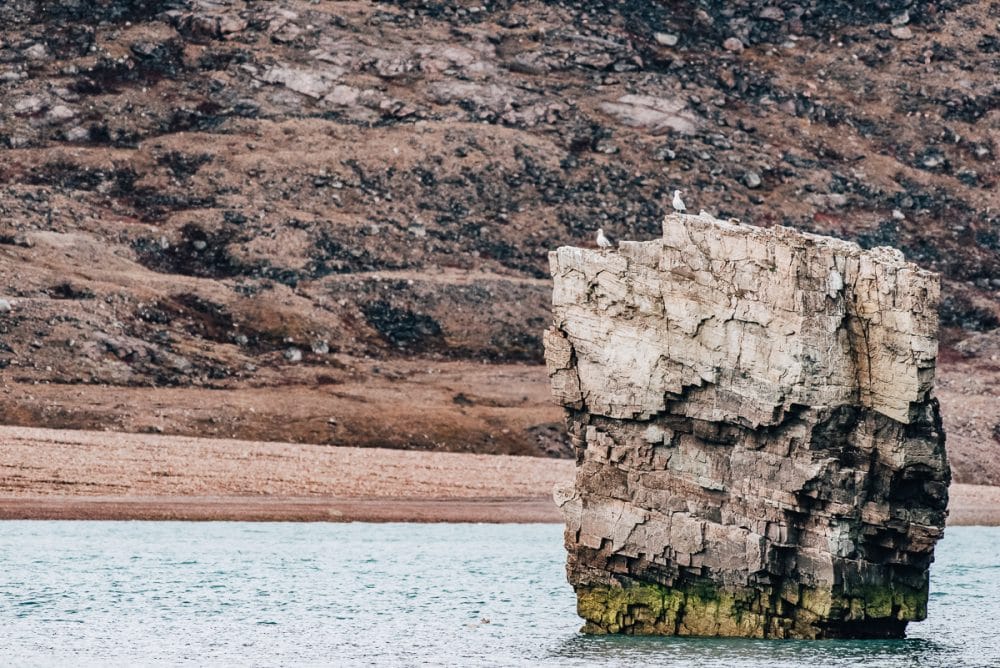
[
  {"x1": 0, "y1": 425, "x2": 573, "y2": 522},
  {"x1": 1, "y1": 426, "x2": 998, "y2": 524},
  {"x1": 0, "y1": 495, "x2": 563, "y2": 523}
]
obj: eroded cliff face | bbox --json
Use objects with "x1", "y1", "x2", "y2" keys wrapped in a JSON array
[{"x1": 545, "y1": 213, "x2": 949, "y2": 639}]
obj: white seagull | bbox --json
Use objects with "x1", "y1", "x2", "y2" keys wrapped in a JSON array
[
  {"x1": 672, "y1": 189, "x2": 686, "y2": 212},
  {"x1": 596, "y1": 228, "x2": 613, "y2": 251}
]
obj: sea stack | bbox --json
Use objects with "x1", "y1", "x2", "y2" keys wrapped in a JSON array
[{"x1": 544, "y1": 212, "x2": 949, "y2": 639}]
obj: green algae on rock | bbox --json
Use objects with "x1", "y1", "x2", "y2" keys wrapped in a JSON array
[{"x1": 545, "y1": 213, "x2": 949, "y2": 639}]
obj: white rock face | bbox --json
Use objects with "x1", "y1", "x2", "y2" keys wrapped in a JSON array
[
  {"x1": 545, "y1": 213, "x2": 949, "y2": 639},
  {"x1": 548, "y1": 214, "x2": 939, "y2": 425},
  {"x1": 597, "y1": 95, "x2": 698, "y2": 135}
]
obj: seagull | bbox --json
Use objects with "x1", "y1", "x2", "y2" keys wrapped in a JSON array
[
  {"x1": 672, "y1": 189, "x2": 686, "y2": 212},
  {"x1": 596, "y1": 228, "x2": 614, "y2": 251}
]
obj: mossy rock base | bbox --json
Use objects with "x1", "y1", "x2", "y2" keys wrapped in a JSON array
[{"x1": 576, "y1": 579, "x2": 927, "y2": 639}]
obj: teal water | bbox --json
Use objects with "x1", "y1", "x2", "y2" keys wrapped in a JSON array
[{"x1": 0, "y1": 523, "x2": 997, "y2": 667}]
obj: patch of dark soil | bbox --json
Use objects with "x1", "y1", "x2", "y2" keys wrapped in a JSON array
[
  {"x1": 452, "y1": 392, "x2": 475, "y2": 406},
  {"x1": 43, "y1": 24, "x2": 96, "y2": 59},
  {"x1": 122, "y1": 189, "x2": 217, "y2": 222},
  {"x1": 161, "y1": 104, "x2": 229, "y2": 133},
  {"x1": 308, "y1": 231, "x2": 411, "y2": 276},
  {"x1": 156, "y1": 151, "x2": 213, "y2": 180},
  {"x1": 979, "y1": 34, "x2": 1000, "y2": 53},
  {"x1": 197, "y1": 48, "x2": 250, "y2": 70},
  {"x1": 474, "y1": 237, "x2": 548, "y2": 279},
  {"x1": 0, "y1": 233, "x2": 33, "y2": 248},
  {"x1": 133, "y1": 223, "x2": 243, "y2": 278},
  {"x1": 48, "y1": 283, "x2": 95, "y2": 300},
  {"x1": 163, "y1": 293, "x2": 235, "y2": 344},
  {"x1": 488, "y1": 327, "x2": 544, "y2": 363},
  {"x1": 71, "y1": 124, "x2": 143, "y2": 148},
  {"x1": 135, "y1": 301, "x2": 173, "y2": 326},
  {"x1": 940, "y1": 91, "x2": 1000, "y2": 123},
  {"x1": 940, "y1": 293, "x2": 1000, "y2": 332},
  {"x1": 362, "y1": 300, "x2": 444, "y2": 353},
  {"x1": 976, "y1": 226, "x2": 1000, "y2": 252},
  {"x1": 70, "y1": 40, "x2": 186, "y2": 95},
  {"x1": 21, "y1": 161, "x2": 137, "y2": 194},
  {"x1": 857, "y1": 221, "x2": 901, "y2": 250},
  {"x1": 28, "y1": 0, "x2": 184, "y2": 25}
]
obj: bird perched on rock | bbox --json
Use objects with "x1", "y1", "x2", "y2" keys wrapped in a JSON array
[
  {"x1": 672, "y1": 190, "x2": 686, "y2": 212},
  {"x1": 596, "y1": 228, "x2": 614, "y2": 251}
]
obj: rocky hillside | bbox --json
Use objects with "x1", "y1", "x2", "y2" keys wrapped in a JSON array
[{"x1": 0, "y1": 1, "x2": 997, "y2": 474}]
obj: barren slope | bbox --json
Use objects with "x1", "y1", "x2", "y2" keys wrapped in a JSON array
[{"x1": 1, "y1": 1, "x2": 997, "y2": 477}]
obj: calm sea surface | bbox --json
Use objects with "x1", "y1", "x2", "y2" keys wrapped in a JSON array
[{"x1": 0, "y1": 522, "x2": 997, "y2": 667}]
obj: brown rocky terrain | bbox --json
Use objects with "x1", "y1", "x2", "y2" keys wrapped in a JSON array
[{"x1": 0, "y1": 1, "x2": 997, "y2": 478}]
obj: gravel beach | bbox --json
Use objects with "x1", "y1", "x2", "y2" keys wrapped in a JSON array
[{"x1": 0, "y1": 426, "x2": 995, "y2": 524}]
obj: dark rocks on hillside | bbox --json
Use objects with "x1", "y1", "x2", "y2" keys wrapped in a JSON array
[{"x1": 0, "y1": 0, "x2": 996, "y2": 457}]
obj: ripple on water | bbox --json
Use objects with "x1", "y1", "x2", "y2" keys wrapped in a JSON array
[{"x1": 0, "y1": 523, "x2": 997, "y2": 666}]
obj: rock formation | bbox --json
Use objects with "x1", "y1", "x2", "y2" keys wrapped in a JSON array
[{"x1": 545, "y1": 212, "x2": 950, "y2": 639}]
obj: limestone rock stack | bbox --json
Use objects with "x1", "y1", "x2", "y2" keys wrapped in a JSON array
[{"x1": 544, "y1": 212, "x2": 949, "y2": 639}]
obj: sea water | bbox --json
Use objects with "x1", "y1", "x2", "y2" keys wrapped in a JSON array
[{"x1": 0, "y1": 522, "x2": 997, "y2": 667}]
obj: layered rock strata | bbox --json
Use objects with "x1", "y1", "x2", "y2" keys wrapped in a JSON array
[{"x1": 545, "y1": 213, "x2": 949, "y2": 639}]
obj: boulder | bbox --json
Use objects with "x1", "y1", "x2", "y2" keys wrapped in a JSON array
[{"x1": 598, "y1": 95, "x2": 698, "y2": 135}]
